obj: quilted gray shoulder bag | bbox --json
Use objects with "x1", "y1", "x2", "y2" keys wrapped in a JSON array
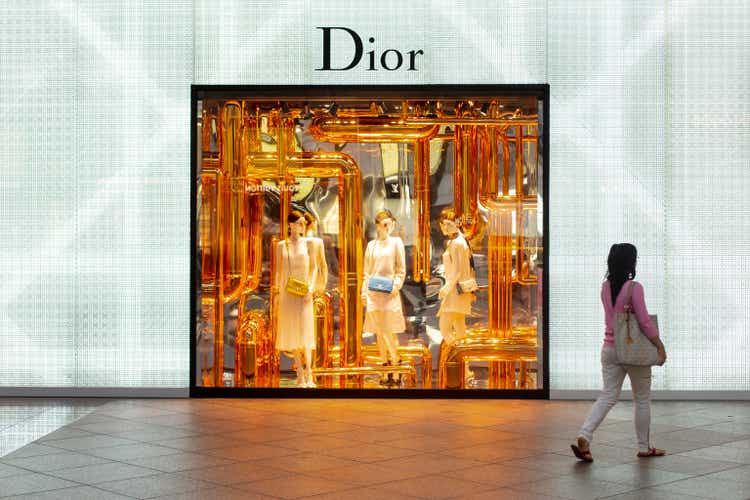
[{"x1": 614, "y1": 281, "x2": 660, "y2": 366}]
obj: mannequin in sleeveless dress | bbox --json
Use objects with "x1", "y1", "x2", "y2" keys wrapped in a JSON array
[{"x1": 275, "y1": 210, "x2": 318, "y2": 387}]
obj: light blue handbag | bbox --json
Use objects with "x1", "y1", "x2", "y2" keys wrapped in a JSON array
[{"x1": 368, "y1": 275, "x2": 394, "y2": 294}]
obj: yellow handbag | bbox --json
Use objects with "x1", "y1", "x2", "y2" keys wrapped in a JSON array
[
  {"x1": 284, "y1": 241, "x2": 309, "y2": 297},
  {"x1": 286, "y1": 276, "x2": 309, "y2": 297}
]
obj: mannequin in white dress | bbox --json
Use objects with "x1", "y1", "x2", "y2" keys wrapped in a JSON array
[
  {"x1": 437, "y1": 208, "x2": 474, "y2": 344},
  {"x1": 275, "y1": 210, "x2": 318, "y2": 387},
  {"x1": 361, "y1": 209, "x2": 406, "y2": 369},
  {"x1": 303, "y1": 212, "x2": 328, "y2": 292}
]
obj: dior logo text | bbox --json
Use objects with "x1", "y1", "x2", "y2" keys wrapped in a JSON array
[{"x1": 316, "y1": 27, "x2": 423, "y2": 71}]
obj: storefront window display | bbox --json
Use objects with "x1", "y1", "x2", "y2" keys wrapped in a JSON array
[{"x1": 191, "y1": 86, "x2": 548, "y2": 394}]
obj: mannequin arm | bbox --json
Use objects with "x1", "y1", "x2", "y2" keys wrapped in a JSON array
[{"x1": 393, "y1": 237, "x2": 406, "y2": 292}]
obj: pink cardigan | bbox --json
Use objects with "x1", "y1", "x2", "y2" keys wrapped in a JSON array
[{"x1": 602, "y1": 280, "x2": 659, "y2": 347}]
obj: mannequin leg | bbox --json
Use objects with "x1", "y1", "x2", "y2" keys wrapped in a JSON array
[
  {"x1": 304, "y1": 346, "x2": 315, "y2": 387},
  {"x1": 382, "y1": 330, "x2": 399, "y2": 364},
  {"x1": 452, "y1": 313, "x2": 467, "y2": 341},
  {"x1": 439, "y1": 313, "x2": 455, "y2": 344},
  {"x1": 373, "y1": 312, "x2": 389, "y2": 363},
  {"x1": 293, "y1": 350, "x2": 305, "y2": 387}
]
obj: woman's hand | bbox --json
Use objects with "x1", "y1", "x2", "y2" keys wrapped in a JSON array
[
  {"x1": 438, "y1": 285, "x2": 448, "y2": 300},
  {"x1": 657, "y1": 347, "x2": 667, "y2": 366}
]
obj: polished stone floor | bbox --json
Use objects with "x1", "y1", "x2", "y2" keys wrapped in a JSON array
[{"x1": 0, "y1": 398, "x2": 748, "y2": 499}]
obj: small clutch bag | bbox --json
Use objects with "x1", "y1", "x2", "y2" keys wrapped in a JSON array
[
  {"x1": 368, "y1": 275, "x2": 394, "y2": 294},
  {"x1": 285, "y1": 277, "x2": 309, "y2": 297},
  {"x1": 456, "y1": 278, "x2": 478, "y2": 294}
]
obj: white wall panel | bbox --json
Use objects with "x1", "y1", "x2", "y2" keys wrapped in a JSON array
[
  {"x1": 0, "y1": 0, "x2": 192, "y2": 388},
  {"x1": 1, "y1": 0, "x2": 747, "y2": 392}
]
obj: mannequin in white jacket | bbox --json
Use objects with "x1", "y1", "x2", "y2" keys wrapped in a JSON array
[{"x1": 437, "y1": 208, "x2": 474, "y2": 344}]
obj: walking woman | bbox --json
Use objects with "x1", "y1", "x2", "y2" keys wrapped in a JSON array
[{"x1": 572, "y1": 243, "x2": 667, "y2": 462}]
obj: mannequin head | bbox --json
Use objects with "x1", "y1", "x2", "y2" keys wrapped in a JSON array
[
  {"x1": 302, "y1": 212, "x2": 318, "y2": 237},
  {"x1": 287, "y1": 209, "x2": 306, "y2": 239},
  {"x1": 438, "y1": 207, "x2": 460, "y2": 237},
  {"x1": 374, "y1": 209, "x2": 396, "y2": 239}
]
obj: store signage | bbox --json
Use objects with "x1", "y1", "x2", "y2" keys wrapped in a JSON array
[{"x1": 316, "y1": 27, "x2": 423, "y2": 71}]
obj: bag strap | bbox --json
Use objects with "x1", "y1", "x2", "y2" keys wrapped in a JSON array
[
  {"x1": 623, "y1": 281, "x2": 635, "y2": 343},
  {"x1": 447, "y1": 235, "x2": 476, "y2": 273},
  {"x1": 623, "y1": 280, "x2": 635, "y2": 311}
]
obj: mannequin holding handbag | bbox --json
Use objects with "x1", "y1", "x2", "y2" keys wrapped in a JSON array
[
  {"x1": 275, "y1": 210, "x2": 318, "y2": 388},
  {"x1": 436, "y1": 208, "x2": 475, "y2": 344},
  {"x1": 361, "y1": 209, "x2": 406, "y2": 374}
]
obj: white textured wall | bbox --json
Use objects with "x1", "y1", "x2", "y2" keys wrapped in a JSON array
[
  {"x1": 1, "y1": 0, "x2": 747, "y2": 391},
  {"x1": 0, "y1": 0, "x2": 192, "y2": 387}
]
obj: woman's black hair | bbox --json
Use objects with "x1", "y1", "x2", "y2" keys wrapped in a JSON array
[{"x1": 606, "y1": 243, "x2": 638, "y2": 304}]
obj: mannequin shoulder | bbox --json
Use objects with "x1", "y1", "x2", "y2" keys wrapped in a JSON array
[
  {"x1": 389, "y1": 236, "x2": 405, "y2": 248},
  {"x1": 456, "y1": 236, "x2": 470, "y2": 249}
]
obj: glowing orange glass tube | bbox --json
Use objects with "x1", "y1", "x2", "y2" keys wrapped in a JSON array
[
  {"x1": 309, "y1": 115, "x2": 437, "y2": 284},
  {"x1": 438, "y1": 336, "x2": 537, "y2": 389},
  {"x1": 453, "y1": 123, "x2": 479, "y2": 238},
  {"x1": 313, "y1": 291, "x2": 334, "y2": 388},
  {"x1": 412, "y1": 139, "x2": 430, "y2": 282},
  {"x1": 309, "y1": 116, "x2": 439, "y2": 143}
]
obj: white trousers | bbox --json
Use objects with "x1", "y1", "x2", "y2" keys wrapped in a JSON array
[{"x1": 578, "y1": 346, "x2": 653, "y2": 453}]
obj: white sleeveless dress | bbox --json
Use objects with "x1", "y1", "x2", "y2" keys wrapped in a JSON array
[{"x1": 275, "y1": 239, "x2": 315, "y2": 351}]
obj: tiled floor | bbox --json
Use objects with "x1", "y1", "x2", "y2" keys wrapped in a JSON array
[
  {"x1": 0, "y1": 399, "x2": 103, "y2": 458},
  {"x1": 0, "y1": 399, "x2": 748, "y2": 499}
]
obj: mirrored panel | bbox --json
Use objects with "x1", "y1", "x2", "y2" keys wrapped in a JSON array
[{"x1": 192, "y1": 87, "x2": 546, "y2": 392}]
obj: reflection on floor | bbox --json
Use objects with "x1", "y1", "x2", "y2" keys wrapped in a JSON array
[
  {"x1": 0, "y1": 399, "x2": 748, "y2": 499},
  {"x1": 0, "y1": 399, "x2": 102, "y2": 458}
]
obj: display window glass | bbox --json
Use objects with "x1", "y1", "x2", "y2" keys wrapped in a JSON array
[{"x1": 192, "y1": 86, "x2": 548, "y2": 394}]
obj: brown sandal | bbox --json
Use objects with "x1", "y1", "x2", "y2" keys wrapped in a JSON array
[
  {"x1": 571, "y1": 443, "x2": 594, "y2": 462},
  {"x1": 637, "y1": 447, "x2": 666, "y2": 458}
]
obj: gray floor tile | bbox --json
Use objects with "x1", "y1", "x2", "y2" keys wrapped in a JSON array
[
  {"x1": 601, "y1": 487, "x2": 708, "y2": 499},
  {"x1": 232, "y1": 473, "x2": 353, "y2": 499},
  {"x1": 513, "y1": 476, "x2": 637, "y2": 500},
  {"x1": 569, "y1": 462, "x2": 690, "y2": 488},
  {"x1": 36, "y1": 428, "x2": 95, "y2": 442},
  {"x1": 44, "y1": 435, "x2": 138, "y2": 451},
  {"x1": 677, "y1": 445, "x2": 750, "y2": 464},
  {"x1": 1, "y1": 400, "x2": 749, "y2": 500},
  {"x1": 1, "y1": 443, "x2": 65, "y2": 460},
  {"x1": 700, "y1": 464, "x2": 750, "y2": 484},
  {"x1": 637, "y1": 453, "x2": 740, "y2": 475},
  {"x1": 110, "y1": 427, "x2": 199, "y2": 443},
  {"x1": 177, "y1": 460, "x2": 289, "y2": 485},
  {"x1": 649, "y1": 476, "x2": 750, "y2": 500},
  {"x1": 85, "y1": 443, "x2": 184, "y2": 461},
  {"x1": 0, "y1": 472, "x2": 78, "y2": 497},
  {"x1": 96, "y1": 472, "x2": 215, "y2": 499},
  {"x1": 0, "y1": 462, "x2": 28, "y2": 478},
  {"x1": 443, "y1": 463, "x2": 559, "y2": 487},
  {"x1": 151, "y1": 485, "x2": 280, "y2": 499},
  {"x1": 2, "y1": 485, "x2": 135, "y2": 500},
  {"x1": 47, "y1": 461, "x2": 162, "y2": 484},
  {"x1": 123, "y1": 451, "x2": 234, "y2": 472},
  {"x1": 1, "y1": 451, "x2": 112, "y2": 472}
]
